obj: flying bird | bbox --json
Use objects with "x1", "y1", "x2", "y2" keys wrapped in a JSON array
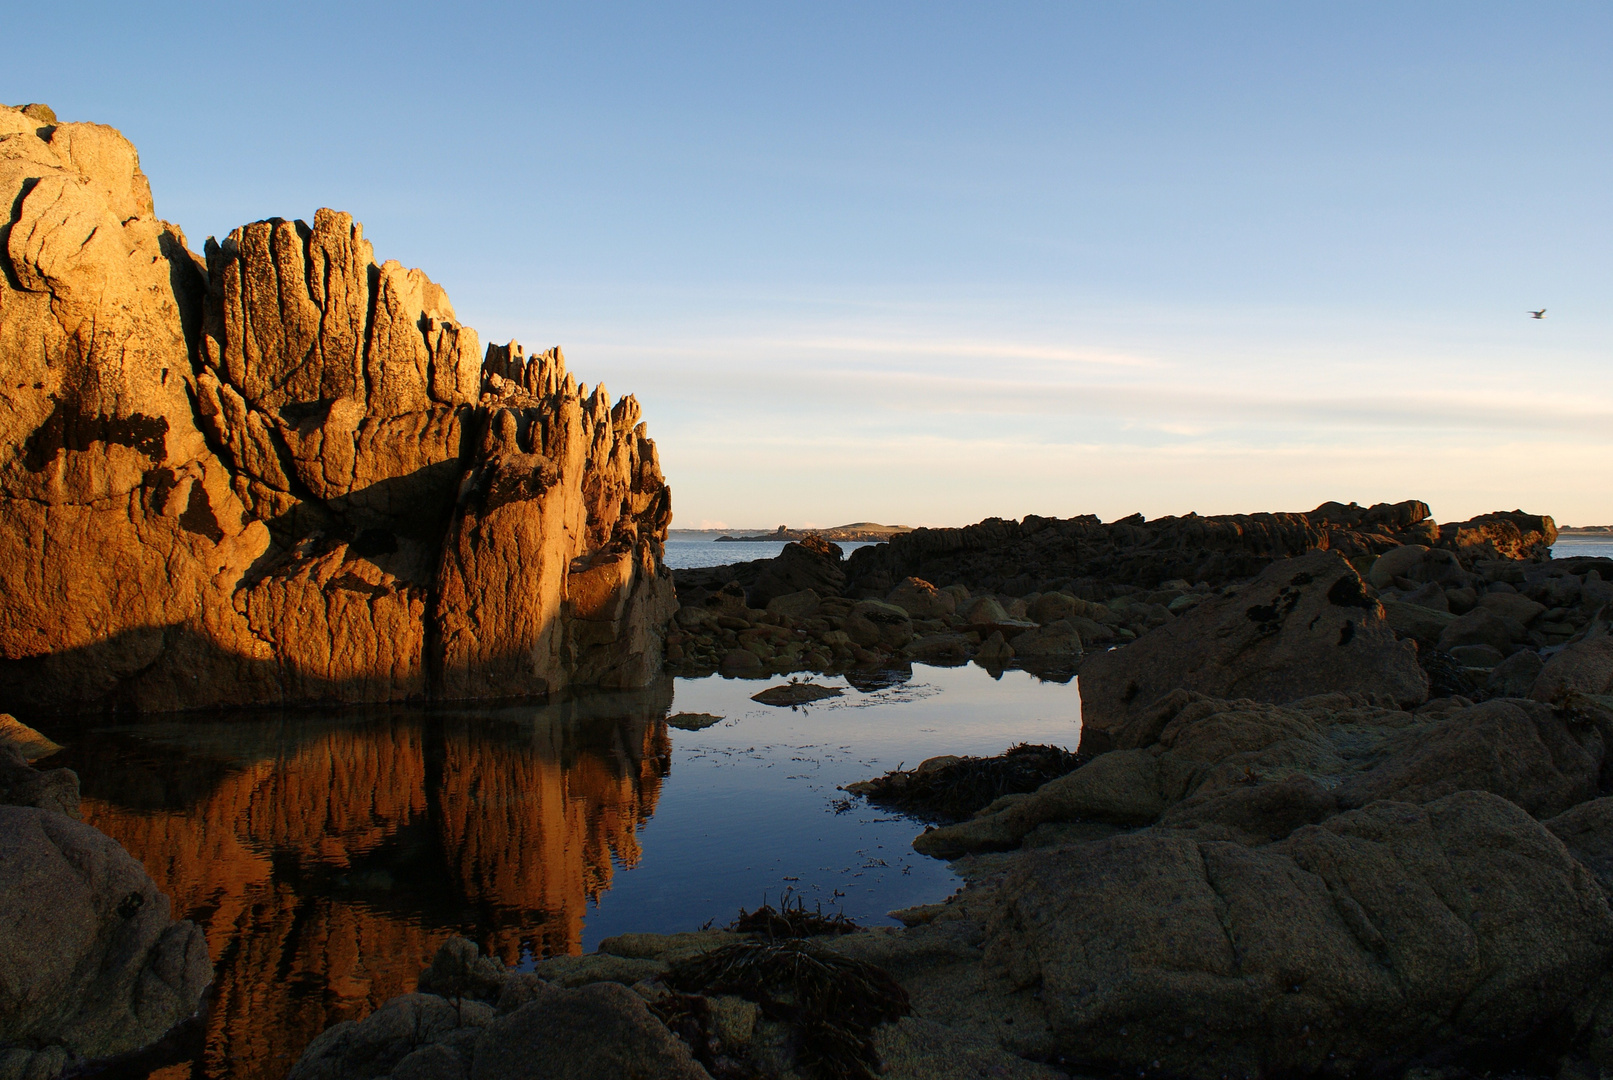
[{"x1": 1528, "y1": 308, "x2": 1547, "y2": 319}]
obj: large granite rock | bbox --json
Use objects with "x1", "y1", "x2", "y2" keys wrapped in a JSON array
[
  {"x1": 1078, "y1": 552, "x2": 1428, "y2": 738},
  {"x1": 0, "y1": 105, "x2": 674, "y2": 714},
  {"x1": 914, "y1": 690, "x2": 1601, "y2": 857},
  {"x1": 0, "y1": 806, "x2": 212, "y2": 1079},
  {"x1": 983, "y1": 791, "x2": 1613, "y2": 1079}
]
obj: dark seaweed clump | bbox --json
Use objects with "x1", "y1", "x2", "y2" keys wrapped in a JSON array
[
  {"x1": 857, "y1": 742, "x2": 1087, "y2": 823},
  {"x1": 732, "y1": 891, "x2": 859, "y2": 938},
  {"x1": 662, "y1": 939, "x2": 910, "y2": 1080}
]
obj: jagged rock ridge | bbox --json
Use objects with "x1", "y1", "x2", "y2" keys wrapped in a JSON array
[{"x1": 0, "y1": 104, "x2": 673, "y2": 715}]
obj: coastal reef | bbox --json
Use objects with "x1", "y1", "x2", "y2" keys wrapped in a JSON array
[{"x1": 0, "y1": 104, "x2": 673, "y2": 716}]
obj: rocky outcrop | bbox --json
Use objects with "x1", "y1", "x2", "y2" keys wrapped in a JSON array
[
  {"x1": 0, "y1": 105, "x2": 673, "y2": 714},
  {"x1": 985, "y1": 790, "x2": 1613, "y2": 1080},
  {"x1": 0, "y1": 724, "x2": 211, "y2": 1080},
  {"x1": 839, "y1": 500, "x2": 1554, "y2": 599},
  {"x1": 1078, "y1": 552, "x2": 1428, "y2": 738}
]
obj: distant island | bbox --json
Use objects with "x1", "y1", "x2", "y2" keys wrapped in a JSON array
[
  {"x1": 1559, "y1": 526, "x2": 1613, "y2": 534},
  {"x1": 711, "y1": 522, "x2": 913, "y2": 542}
]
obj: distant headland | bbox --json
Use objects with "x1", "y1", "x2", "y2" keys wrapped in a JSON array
[{"x1": 710, "y1": 522, "x2": 914, "y2": 542}]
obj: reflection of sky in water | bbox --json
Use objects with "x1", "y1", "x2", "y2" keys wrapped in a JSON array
[
  {"x1": 28, "y1": 662, "x2": 1078, "y2": 1080},
  {"x1": 579, "y1": 664, "x2": 1081, "y2": 951}
]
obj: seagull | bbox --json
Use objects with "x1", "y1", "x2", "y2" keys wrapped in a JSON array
[{"x1": 1528, "y1": 308, "x2": 1547, "y2": 319}]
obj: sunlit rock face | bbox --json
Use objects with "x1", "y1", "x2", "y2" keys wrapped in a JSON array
[
  {"x1": 67, "y1": 689, "x2": 670, "y2": 1080},
  {"x1": 0, "y1": 104, "x2": 674, "y2": 715}
]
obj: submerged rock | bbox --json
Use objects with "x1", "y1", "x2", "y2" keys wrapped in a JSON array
[{"x1": 750, "y1": 682, "x2": 843, "y2": 707}]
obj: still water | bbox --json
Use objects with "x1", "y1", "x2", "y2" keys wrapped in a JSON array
[
  {"x1": 663, "y1": 537, "x2": 883, "y2": 570},
  {"x1": 31, "y1": 663, "x2": 1080, "y2": 1080}
]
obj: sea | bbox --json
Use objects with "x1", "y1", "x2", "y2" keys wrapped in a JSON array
[
  {"x1": 1552, "y1": 535, "x2": 1613, "y2": 560},
  {"x1": 664, "y1": 536, "x2": 884, "y2": 570}
]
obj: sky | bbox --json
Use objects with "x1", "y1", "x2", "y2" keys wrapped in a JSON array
[{"x1": 7, "y1": 2, "x2": 1610, "y2": 528}]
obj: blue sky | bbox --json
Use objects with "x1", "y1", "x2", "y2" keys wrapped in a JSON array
[{"x1": 9, "y1": 2, "x2": 1610, "y2": 526}]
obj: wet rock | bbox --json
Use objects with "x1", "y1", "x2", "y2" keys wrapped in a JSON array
[
  {"x1": 1007, "y1": 620, "x2": 1082, "y2": 666},
  {"x1": 975, "y1": 631, "x2": 1014, "y2": 664},
  {"x1": 845, "y1": 600, "x2": 914, "y2": 651},
  {"x1": 1079, "y1": 552, "x2": 1427, "y2": 737},
  {"x1": 904, "y1": 632, "x2": 977, "y2": 664},
  {"x1": 0, "y1": 806, "x2": 212, "y2": 1080},
  {"x1": 667, "y1": 712, "x2": 724, "y2": 731},
  {"x1": 719, "y1": 649, "x2": 764, "y2": 677},
  {"x1": 751, "y1": 682, "x2": 843, "y2": 707}
]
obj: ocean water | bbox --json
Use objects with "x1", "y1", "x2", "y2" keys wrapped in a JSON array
[
  {"x1": 664, "y1": 537, "x2": 883, "y2": 570},
  {"x1": 1552, "y1": 536, "x2": 1613, "y2": 559},
  {"x1": 33, "y1": 663, "x2": 1079, "y2": 1080}
]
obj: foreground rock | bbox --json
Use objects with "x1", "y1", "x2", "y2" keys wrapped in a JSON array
[
  {"x1": 987, "y1": 790, "x2": 1613, "y2": 1079},
  {"x1": 1079, "y1": 552, "x2": 1428, "y2": 740},
  {"x1": 0, "y1": 740, "x2": 211, "y2": 1079},
  {"x1": 289, "y1": 936, "x2": 1059, "y2": 1080},
  {"x1": 0, "y1": 104, "x2": 672, "y2": 715}
]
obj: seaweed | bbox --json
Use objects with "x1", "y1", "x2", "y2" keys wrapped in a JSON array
[
  {"x1": 731, "y1": 890, "x2": 859, "y2": 938},
  {"x1": 663, "y1": 938, "x2": 910, "y2": 1080},
  {"x1": 854, "y1": 742, "x2": 1087, "y2": 823}
]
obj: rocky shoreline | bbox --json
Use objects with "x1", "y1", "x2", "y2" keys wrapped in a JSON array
[{"x1": 265, "y1": 504, "x2": 1613, "y2": 1080}]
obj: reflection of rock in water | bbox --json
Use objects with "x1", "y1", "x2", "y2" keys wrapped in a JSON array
[{"x1": 67, "y1": 681, "x2": 672, "y2": 1080}]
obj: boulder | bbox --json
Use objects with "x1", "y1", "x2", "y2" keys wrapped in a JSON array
[
  {"x1": 1488, "y1": 649, "x2": 1544, "y2": 697},
  {"x1": 1479, "y1": 591, "x2": 1548, "y2": 625},
  {"x1": 747, "y1": 539, "x2": 845, "y2": 608},
  {"x1": 471, "y1": 984, "x2": 710, "y2": 1080},
  {"x1": 1438, "y1": 511, "x2": 1557, "y2": 562},
  {"x1": 1332, "y1": 698, "x2": 1601, "y2": 818},
  {"x1": 0, "y1": 745, "x2": 79, "y2": 817},
  {"x1": 1547, "y1": 797, "x2": 1613, "y2": 896},
  {"x1": 1379, "y1": 599, "x2": 1456, "y2": 645},
  {"x1": 918, "y1": 691, "x2": 1599, "y2": 858},
  {"x1": 961, "y1": 596, "x2": 1010, "y2": 625},
  {"x1": 1008, "y1": 620, "x2": 1082, "y2": 665},
  {"x1": 1436, "y1": 608, "x2": 1521, "y2": 655},
  {"x1": 764, "y1": 588, "x2": 821, "y2": 621},
  {"x1": 1447, "y1": 643, "x2": 1505, "y2": 668},
  {"x1": 845, "y1": 601, "x2": 914, "y2": 651},
  {"x1": 1369, "y1": 545, "x2": 1466, "y2": 589},
  {"x1": 984, "y1": 791, "x2": 1613, "y2": 1079},
  {"x1": 0, "y1": 806, "x2": 212, "y2": 1079},
  {"x1": 0, "y1": 714, "x2": 63, "y2": 761},
  {"x1": 1079, "y1": 553, "x2": 1427, "y2": 736},
  {"x1": 1533, "y1": 636, "x2": 1613, "y2": 704},
  {"x1": 886, "y1": 577, "x2": 956, "y2": 619}
]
